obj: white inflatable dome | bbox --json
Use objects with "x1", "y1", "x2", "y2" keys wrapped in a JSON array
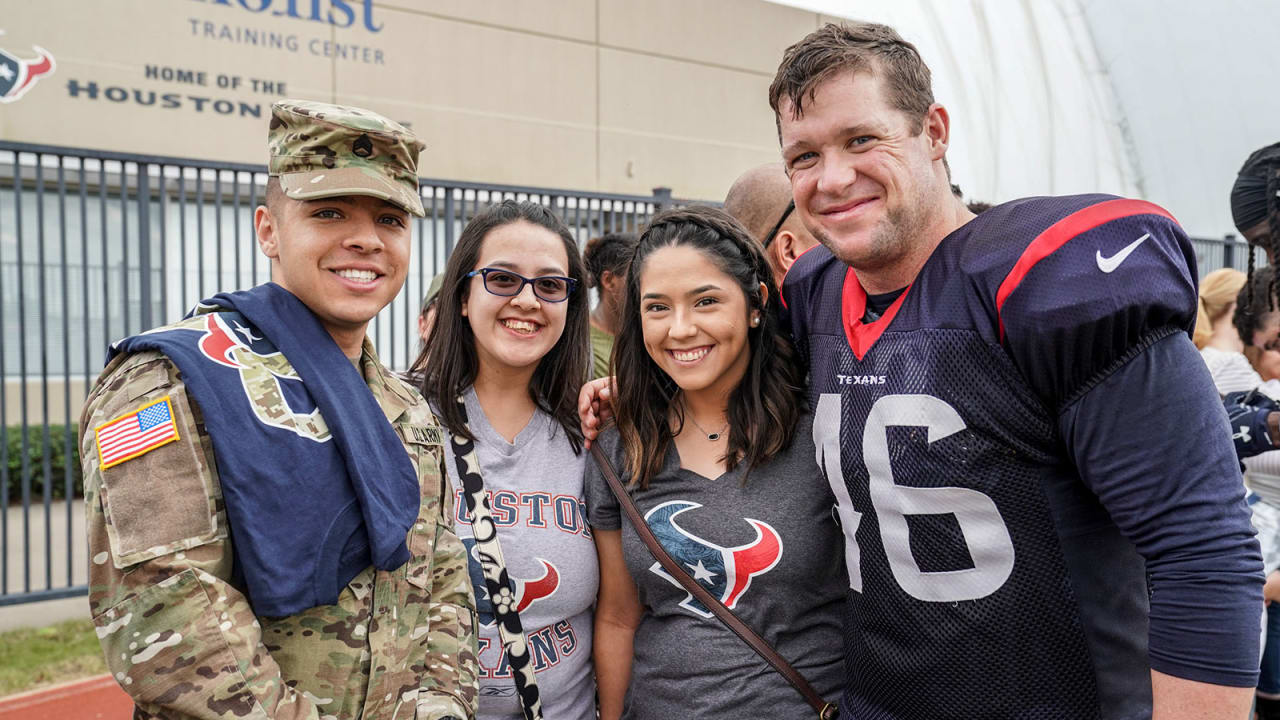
[{"x1": 771, "y1": 0, "x2": 1279, "y2": 240}]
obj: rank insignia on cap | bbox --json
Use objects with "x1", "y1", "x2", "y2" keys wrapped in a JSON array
[{"x1": 95, "y1": 397, "x2": 181, "y2": 469}]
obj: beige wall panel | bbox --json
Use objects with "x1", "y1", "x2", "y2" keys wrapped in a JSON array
[
  {"x1": 363, "y1": 98, "x2": 597, "y2": 189},
  {"x1": 598, "y1": 48, "x2": 776, "y2": 150},
  {"x1": 598, "y1": 0, "x2": 816, "y2": 74},
  {"x1": 377, "y1": 0, "x2": 596, "y2": 43},
  {"x1": 0, "y1": 0, "x2": 813, "y2": 197},
  {"x1": 334, "y1": 7, "x2": 596, "y2": 129},
  {"x1": 597, "y1": 130, "x2": 778, "y2": 200},
  {"x1": 5, "y1": 378, "x2": 90, "y2": 426},
  {"x1": 0, "y1": 0, "x2": 338, "y2": 163}
]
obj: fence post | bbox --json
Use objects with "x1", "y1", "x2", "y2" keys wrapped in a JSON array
[
  {"x1": 137, "y1": 162, "x2": 152, "y2": 330},
  {"x1": 1223, "y1": 233, "x2": 1236, "y2": 270},
  {"x1": 652, "y1": 186, "x2": 673, "y2": 212},
  {"x1": 443, "y1": 188, "x2": 456, "y2": 256}
]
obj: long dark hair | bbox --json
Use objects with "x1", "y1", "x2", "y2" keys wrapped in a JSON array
[
  {"x1": 1234, "y1": 265, "x2": 1276, "y2": 347},
  {"x1": 612, "y1": 205, "x2": 805, "y2": 489},
  {"x1": 1234, "y1": 143, "x2": 1280, "y2": 318},
  {"x1": 413, "y1": 200, "x2": 589, "y2": 452}
]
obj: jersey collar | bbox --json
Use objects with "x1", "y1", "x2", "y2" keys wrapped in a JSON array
[{"x1": 842, "y1": 267, "x2": 910, "y2": 361}]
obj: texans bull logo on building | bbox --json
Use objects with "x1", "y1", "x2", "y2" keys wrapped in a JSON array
[
  {"x1": 463, "y1": 538, "x2": 560, "y2": 627},
  {"x1": 0, "y1": 34, "x2": 55, "y2": 103},
  {"x1": 645, "y1": 501, "x2": 783, "y2": 618}
]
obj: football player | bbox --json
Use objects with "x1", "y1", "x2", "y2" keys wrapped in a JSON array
[{"x1": 771, "y1": 22, "x2": 1261, "y2": 719}]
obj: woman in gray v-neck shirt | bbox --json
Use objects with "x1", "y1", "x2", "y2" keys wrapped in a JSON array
[{"x1": 586, "y1": 206, "x2": 846, "y2": 720}]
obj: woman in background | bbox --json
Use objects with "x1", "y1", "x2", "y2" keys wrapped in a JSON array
[
  {"x1": 1195, "y1": 268, "x2": 1259, "y2": 394},
  {"x1": 584, "y1": 232, "x2": 638, "y2": 379}
]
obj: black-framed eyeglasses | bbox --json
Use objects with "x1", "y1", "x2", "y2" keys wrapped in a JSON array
[
  {"x1": 465, "y1": 267, "x2": 578, "y2": 303},
  {"x1": 762, "y1": 199, "x2": 795, "y2": 248}
]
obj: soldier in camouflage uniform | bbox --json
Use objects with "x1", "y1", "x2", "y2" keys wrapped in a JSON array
[{"x1": 80, "y1": 100, "x2": 479, "y2": 720}]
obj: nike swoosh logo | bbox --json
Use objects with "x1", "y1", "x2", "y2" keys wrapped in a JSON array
[{"x1": 1096, "y1": 233, "x2": 1151, "y2": 273}]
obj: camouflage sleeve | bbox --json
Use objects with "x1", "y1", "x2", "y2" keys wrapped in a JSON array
[
  {"x1": 416, "y1": 456, "x2": 479, "y2": 720},
  {"x1": 82, "y1": 352, "x2": 320, "y2": 720}
]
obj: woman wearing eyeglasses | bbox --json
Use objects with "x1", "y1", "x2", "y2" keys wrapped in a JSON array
[{"x1": 413, "y1": 199, "x2": 597, "y2": 720}]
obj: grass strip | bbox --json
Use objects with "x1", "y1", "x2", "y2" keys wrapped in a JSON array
[{"x1": 0, "y1": 619, "x2": 105, "y2": 696}]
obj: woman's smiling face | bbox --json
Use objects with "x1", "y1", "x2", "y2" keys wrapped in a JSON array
[
  {"x1": 463, "y1": 220, "x2": 572, "y2": 376},
  {"x1": 637, "y1": 244, "x2": 758, "y2": 396}
]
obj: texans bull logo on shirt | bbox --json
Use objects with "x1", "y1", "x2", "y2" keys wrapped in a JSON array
[
  {"x1": 645, "y1": 501, "x2": 783, "y2": 618},
  {"x1": 462, "y1": 538, "x2": 560, "y2": 627}
]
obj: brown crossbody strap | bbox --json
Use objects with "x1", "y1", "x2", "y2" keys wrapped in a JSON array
[{"x1": 589, "y1": 443, "x2": 838, "y2": 720}]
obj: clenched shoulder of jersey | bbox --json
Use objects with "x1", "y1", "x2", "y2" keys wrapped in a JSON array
[{"x1": 981, "y1": 195, "x2": 1197, "y2": 409}]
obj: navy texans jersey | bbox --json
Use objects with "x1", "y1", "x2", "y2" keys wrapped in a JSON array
[{"x1": 782, "y1": 195, "x2": 1262, "y2": 719}]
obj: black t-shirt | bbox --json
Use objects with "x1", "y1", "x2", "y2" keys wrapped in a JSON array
[{"x1": 862, "y1": 287, "x2": 906, "y2": 322}]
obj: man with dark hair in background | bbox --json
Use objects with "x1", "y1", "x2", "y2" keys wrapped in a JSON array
[
  {"x1": 585, "y1": 232, "x2": 638, "y2": 379},
  {"x1": 723, "y1": 162, "x2": 821, "y2": 287},
  {"x1": 767, "y1": 21, "x2": 1261, "y2": 719}
]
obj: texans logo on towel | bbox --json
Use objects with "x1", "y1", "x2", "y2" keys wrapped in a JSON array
[
  {"x1": 645, "y1": 500, "x2": 782, "y2": 618},
  {"x1": 0, "y1": 34, "x2": 55, "y2": 104},
  {"x1": 120, "y1": 311, "x2": 332, "y2": 442},
  {"x1": 195, "y1": 312, "x2": 331, "y2": 442},
  {"x1": 462, "y1": 538, "x2": 560, "y2": 627}
]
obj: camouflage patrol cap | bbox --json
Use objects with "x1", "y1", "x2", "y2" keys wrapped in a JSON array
[{"x1": 268, "y1": 99, "x2": 425, "y2": 216}]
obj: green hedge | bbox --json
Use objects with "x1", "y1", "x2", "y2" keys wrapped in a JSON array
[{"x1": 3, "y1": 424, "x2": 83, "y2": 503}]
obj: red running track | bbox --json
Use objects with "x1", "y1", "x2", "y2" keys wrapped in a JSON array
[{"x1": 0, "y1": 674, "x2": 133, "y2": 720}]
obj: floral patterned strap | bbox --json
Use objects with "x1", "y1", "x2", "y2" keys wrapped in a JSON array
[{"x1": 450, "y1": 396, "x2": 543, "y2": 720}]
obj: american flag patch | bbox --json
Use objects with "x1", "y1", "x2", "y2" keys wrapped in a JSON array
[{"x1": 95, "y1": 397, "x2": 181, "y2": 469}]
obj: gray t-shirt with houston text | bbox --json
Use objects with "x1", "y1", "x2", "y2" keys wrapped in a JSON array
[
  {"x1": 442, "y1": 388, "x2": 598, "y2": 720},
  {"x1": 586, "y1": 413, "x2": 846, "y2": 720}
]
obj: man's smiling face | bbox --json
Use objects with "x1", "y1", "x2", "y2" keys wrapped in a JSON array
[
  {"x1": 779, "y1": 69, "x2": 939, "y2": 274},
  {"x1": 256, "y1": 193, "x2": 411, "y2": 354}
]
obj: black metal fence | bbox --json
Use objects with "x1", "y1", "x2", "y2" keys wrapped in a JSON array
[
  {"x1": 0, "y1": 140, "x2": 678, "y2": 606},
  {"x1": 0, "y1": 140, "x2": 1263, "y2": 607}
]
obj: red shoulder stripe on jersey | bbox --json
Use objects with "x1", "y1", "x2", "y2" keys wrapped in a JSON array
[
  {"x1": 995, "y1": 198, "x2": 1176, "y2": 340},
  {"x1": 779, "y1": 243, "x2": 825, "y2": 310},
  {"x1": 842, "y1": 267, "x2": 911, "y2": 361}
]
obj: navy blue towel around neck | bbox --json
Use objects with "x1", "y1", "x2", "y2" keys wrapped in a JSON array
[{"x1": 108, "y1": 283, "x2": 419, "y2": 616}]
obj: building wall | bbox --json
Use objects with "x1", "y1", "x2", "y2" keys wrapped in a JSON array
[{"x1": 0, "y1": 0, "x2": 827, "y2": 200}]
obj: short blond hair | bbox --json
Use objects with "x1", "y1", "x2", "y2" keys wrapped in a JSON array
[{"x1": 1194, "y1": 268, "x2": 1247, "y2": 349}]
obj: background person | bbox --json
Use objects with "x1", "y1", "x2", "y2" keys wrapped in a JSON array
[
  {"x1": 585, "y1": 232, "x2": 638, "y2": 380},
  {"x1": 1230, "y1": 267, "x2": 1280, "y2": 719},
  {"x1": 1231, "y1": 142, "x2": 1280, "y2": 262},
  {"x1": 587, "y1": 205, "x2": 844, "y2": 720},
  {"x1": 723, "y1": 162, "x2": 820, "y2": 288},
  {"x1": 416, "y1": 200, "x2": 598, "y2": 720},
  {"x1": 420, "y1": 272, "x2": 447, "y2": 345},
  {"x1": 1196, "y1": 268, "x2": 1260, "y2": 393},
  {"x1": 79, "y1": 100, "x2": 478, "y2": 720}
]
